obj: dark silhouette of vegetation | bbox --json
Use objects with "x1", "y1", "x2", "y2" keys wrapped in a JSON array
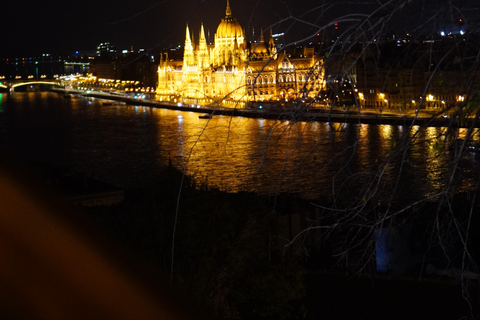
[
  {"x1": 75, "y1": 165, "x2": 480, "y2": 319},
  {"x1": 83, "y1": 166, "x2": 307, "y2": 319}
]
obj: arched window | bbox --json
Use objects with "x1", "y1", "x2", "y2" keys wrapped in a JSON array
[
  {"x1": 270, "y1": 76, "x2": 274, "y2": 83},
  {"x1": 247, "y1": 77, "x2": 251, "y2": 85},
  {"x1": 279, "y1": 75, "x2": 283, "y2": 83}
]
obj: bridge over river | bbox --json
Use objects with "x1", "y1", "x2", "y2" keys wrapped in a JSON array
[{"x1": 0, "y1": 79, "x2": 62, "y2": 92}]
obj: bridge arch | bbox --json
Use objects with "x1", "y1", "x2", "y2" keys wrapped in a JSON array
[{"x1": 11, "y1": 81, "x2": 61, "y2": 89}]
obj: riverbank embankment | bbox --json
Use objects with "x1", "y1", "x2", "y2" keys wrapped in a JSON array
[{"x1": 57, "y1": 89, "x2": 473, "y2": 128}]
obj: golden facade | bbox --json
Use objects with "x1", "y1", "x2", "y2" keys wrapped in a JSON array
[{"x1": 156, "y1": 0, "x2": 325, "y2": 106}]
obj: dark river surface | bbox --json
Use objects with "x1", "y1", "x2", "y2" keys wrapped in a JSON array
[{"x1": 1, "y1": 91, "x2": 479, "y2": 204}]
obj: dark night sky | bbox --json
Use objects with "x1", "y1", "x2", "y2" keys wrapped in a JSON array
[
  {"x1": 0, "y1": 0, "x2": 326, "y2": 56},
  {"x1": 1, "y1": 0, "x2": 478, "y2": 57}
]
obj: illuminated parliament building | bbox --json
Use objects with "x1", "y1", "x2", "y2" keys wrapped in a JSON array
[{"x1": 156, "y1": 0, "x2": 325, "y2": 105}]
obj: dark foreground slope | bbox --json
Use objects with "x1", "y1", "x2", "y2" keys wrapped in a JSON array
[{"x1": 73, "y1": 165, "x2": 480, "y2": 320}]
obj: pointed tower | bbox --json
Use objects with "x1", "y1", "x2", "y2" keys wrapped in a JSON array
[
  {"x1": 199, "y1": 23, "x2": 207, "y2": 51},
  {"x1": 185, "y1": 24, "x2": 192, "y2": 47},
  {"x1": 269, "y1": 28, "x2": 277, "y2": 56},
  {"x1": 198, "y1": 23, "x2": 209, "y2": 68},
  {"x1": 251, "y1": 28, "x2": 268, "y2": 59},
  {"x1": 226, "y1": 0, "x2": 232, "y2": 17},
  {"x1": 184, "y1": 24, "x2": 195, "y2": 67}
]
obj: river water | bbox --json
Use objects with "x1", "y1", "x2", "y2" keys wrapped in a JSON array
[{"x1": 1, "y1": 91, "x2": 479, "y2": 203}]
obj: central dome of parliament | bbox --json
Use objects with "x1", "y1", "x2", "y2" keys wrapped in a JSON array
[{"x1": 216, "y1": 0, "x2": 243, "y2": 39}]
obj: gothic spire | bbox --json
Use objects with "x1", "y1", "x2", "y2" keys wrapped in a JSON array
[
  {"x1": 226, "y1": 0, "x2": 232, "y2": 17},
  {"x1": 269, "y1": 28, "x2": 274, "y2": 46},
  {"x1": 200, "y1": 22, "x2": 206, "y2": 42},
  {"x1": 185, "y1": 23, "x2": 191, "y2": 42}
]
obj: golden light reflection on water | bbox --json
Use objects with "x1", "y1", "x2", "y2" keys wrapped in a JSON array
[
  {"x1": 165, "y1": 112, "x2": 263, "y2": 191},
  {"x1": 71, "y1": 101, "x2": 480, "y2": 200},
  {"x1": 151, "y1": 112, "x2": 341, "y2": 195},
  {"x1": 379, "y1": 124, "x2": 392, "y2": 139},
  {"x1": 423, "y1": 126, "x2": 449, "y2": 196},
  {"x1": 7, "y1": 92, "x2": 480, "y2": 202},
  {"x1": 145, "y1": 111, "x2": 478, "y2": 199},
  {"x1": 356, "y1": 124, "x2": 394, "y2": 171},
  {"x1": 67, "y1": 98, "x2": 480, "y2": 200}
]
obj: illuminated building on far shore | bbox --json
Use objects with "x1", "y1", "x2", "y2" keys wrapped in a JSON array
[{"x1": 156, "y1": 0, "x2": 325, "y2": 106}]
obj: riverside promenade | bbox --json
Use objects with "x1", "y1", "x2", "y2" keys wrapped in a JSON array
[{"x1": 59, "y1": 89, "x2": 474, "y2": 128}]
